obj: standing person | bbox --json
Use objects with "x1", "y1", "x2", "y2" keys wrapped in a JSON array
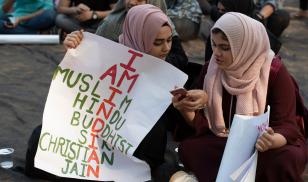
[
  {"x1": 171, "y1": 12, "x2": 307, "y2": 181},
  {"x1": 26, "y1": 4, "x2": 181, "y2": 181},
  {"x1": 0, "y1": 0, "x2": 56, "y2": 34},
  {"x1": 55, "y1": 0, "x2": 116, "y2": 33}
]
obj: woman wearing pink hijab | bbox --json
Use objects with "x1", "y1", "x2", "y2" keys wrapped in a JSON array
[
  {"x1": 119, "y1": 4, "x2": 175, "y2": 179},
  {"x1": 26, "y1": 4, "x2": 177, "y2": 181},
  {"x1": 172, "y1": 12, "x2": 307, "y2": 181}
]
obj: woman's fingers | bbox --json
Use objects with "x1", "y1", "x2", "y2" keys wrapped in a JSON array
[
  {"x1": 64, "y1": 30, "x2": 84, "y2": 49},
  {"x1": 172, "y1": 89, "x2": 208, "y2": 111},
  {"x1": 256, "y1": 130, "x2": 274, "y2": 152}
]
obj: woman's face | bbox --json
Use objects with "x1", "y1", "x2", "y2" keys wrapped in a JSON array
[
  {"x1": 211, "y1": 32, "x2": 233, "y2": 69},
  {"x1": 148, "y1": 26, "x2": 172, "y2": 60},
  {"x1": 126, "y1": 0, "x2": 147, "y2": 10}
]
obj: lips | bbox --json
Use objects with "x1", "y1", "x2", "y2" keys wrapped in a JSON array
[
  {"x1": 160, "y1": 54, "x2": 167, "y2": 59},
  {"x1": 215, "y1": 58, "x2": 223, "y2": 64}
]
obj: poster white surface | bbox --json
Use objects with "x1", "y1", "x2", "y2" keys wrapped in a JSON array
[
  {"x1": 216, "y1": 106, "x2": 270, "y2": 182},
  {"x1": 35, "y1": 32, "x2": 188, "y2": 181}
]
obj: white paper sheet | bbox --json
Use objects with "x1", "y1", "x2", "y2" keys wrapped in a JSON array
[
  {"x1": 35, "y1": 32, "x2": 188, "y2": 181},
  {"x1": 216, "y1": 106, "x2": 270, "y2": 182}
]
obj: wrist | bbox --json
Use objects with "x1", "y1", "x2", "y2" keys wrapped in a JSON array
[
  {"x1": 256, "y1": 12, "x2": 265, "y2": 20},
  {"x1": 92, "y1": 11, "x2": 98, "y2": 20}
]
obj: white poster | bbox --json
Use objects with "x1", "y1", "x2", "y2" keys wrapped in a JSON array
[
  {"x1": 216, "y1": 106, "x2": 270, "y2": 182},
  {"x1": 35, "y1": 32, "x2": 188, "y2": 181}
]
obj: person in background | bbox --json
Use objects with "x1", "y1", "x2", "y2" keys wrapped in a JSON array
[
  {"x1": 26, "y1": 4, "x2": 182, "y2": 181},
  {"x1": 0, "y1": 0, "x2": 55, "y2": 34},
  {"x1": 166, "y1": 0, "x2": 203, "y2": 41},
  {"x1": 55, "y1": 0, "x2": 116, "y2": 33},
  {"x1": 171, "y1": 12, "x2": 307, "y2": 181},
  {"x1": 67, "y1": 0, "x2": 188, "y2": 76},
  {"x1": 203, "y1": 0, "x2": 281, "y2": 64},
  {"x1": 254, "y1": 0, "x2": 290, "y2": 37},
  {"x1": 0, "y1": 0, "x2": 4, "y2": 17}
]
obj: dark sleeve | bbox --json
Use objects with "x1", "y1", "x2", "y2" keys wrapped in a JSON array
[
  {"x1": 173, "y1": 109, "x2": 211, "y2": 141},
  {"x1": 267, "y1": 63, "x2": 301, "y2": 145},
  {"x1": 166, "y1": 36, "x2": 188, "y2": 72}
]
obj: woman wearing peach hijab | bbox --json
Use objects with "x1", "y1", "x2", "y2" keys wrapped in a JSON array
[{"x1": 172, "y1": 12, "x2": 307, "y2": 181}]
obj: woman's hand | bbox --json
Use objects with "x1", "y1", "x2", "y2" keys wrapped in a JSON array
[
  {"x1": 173, "y1": 89, "x2": 208, "y2": 112},
  {"x1": 76, "y1": 3, "x2": 90, "y2": 13},
  {"x1": 172, "y1": 89, "x2": 208, "y2": 126},
  {"x1": 63, "y1": 30, "x2": 84, "y2": 49},
  {"x1": 255, "y1": 127, "x2": 287, "y2": 152},
  {"x1": 75, "y1": 11, "x2": 92, "y2": 22}
]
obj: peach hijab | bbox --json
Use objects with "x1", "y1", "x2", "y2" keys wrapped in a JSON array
[
  {"x1": 119, "y1": 4, "x2": 171, "y2": 54},
  {"x1": 204, "y1": 12, "x2": 275, "y2": 137}
]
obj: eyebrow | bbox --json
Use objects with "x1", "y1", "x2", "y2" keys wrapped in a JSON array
[{"x1": 155, "y1": 35, "x2": 172, "y2": 41}]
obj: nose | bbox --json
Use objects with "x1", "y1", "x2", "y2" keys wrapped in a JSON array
[
  {"x1": 213, "y1": 46, "x2": 222, "y2": 58},
  {"x1": 162, "y1": 42, "x2": 171, "y2": 53}
]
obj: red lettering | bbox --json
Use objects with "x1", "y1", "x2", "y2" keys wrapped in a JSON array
[
  {"x1": 91, "y1": 118, "x2": 105, "y2": 133},
  {"x1": 103, "y1": 86, "x2": 122, "y2": 107},
  {"x1": 117, "y1": 70, "x2": 139, "y2": 93},
  {"x1": 87, "y1": 164, "x2": 99, "y2": 178},
  {"x1": 99, "y1": 64, "x2": 117, "y2": 84},
  {"x1": 96, "y1": 102, "x2": 114, "y2": 120},
  {"x1": 87, "y1": 150, "x2": 100, "y2": 164},
  {"x1": 88, "y1": 133, "x2": 98, "y2": 150},
  {"x1": 120, "y1": 49, "x2": 143, "y2": 72}
]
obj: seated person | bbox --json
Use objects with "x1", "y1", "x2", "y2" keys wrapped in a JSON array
[
  {"x1": 204, "y1": 0, "x2": 281, "y2": 63},
  {"x1": 55, "y1": 0, "x2": 117, "y2": 33},
  {"x1": 0, "y1": 0, "x2": 56, "y2": 34},
  {"x1": 166, "y1": 0, "x2": 203, "y2": 41},
  {"x1": 255, "y1": 0, "x2": 290, "y2": 37},
  {"x1": 1, "y1": 0, "x2": 4, "y2": 17},
  {"x1": 171, "y1": 12, "x2": 307, "y2": 182},
  {"x1": 75, "y1": 0, "x2": 188, "y2": 77},
  {"x1": 26, "y1": 4, "x2": 182, "y2": 182}
]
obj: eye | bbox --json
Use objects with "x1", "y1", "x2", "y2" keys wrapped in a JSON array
[
  {"x1": 154, "y1": 41, "x2": 163, "y2": 46},
  {"x1": 211, "y1": 41, "x2": 216, "y2": 47},
  {"x1": 221, "y1": 46, "x2": 230, "y2": 51}
]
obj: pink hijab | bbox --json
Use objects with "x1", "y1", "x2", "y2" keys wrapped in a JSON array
[
  {"x1": 204, "y1": 12, "x2": 275, "y2": 137},
  {"x1": 119, "y1": 4, "x2": 171, "y2": 53}
]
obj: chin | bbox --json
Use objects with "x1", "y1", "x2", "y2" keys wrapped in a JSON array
[{"x1": 218, "y1": 65, "x2": 228, "y2": 70}]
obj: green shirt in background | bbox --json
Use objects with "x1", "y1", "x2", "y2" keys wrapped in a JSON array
[{"x1": 11, "y1": 0, "x2": 54, "y2": 18}]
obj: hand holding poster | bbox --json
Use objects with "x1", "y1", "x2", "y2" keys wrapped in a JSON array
[
  {"x1": 216, "y1": 106, "x2": 270, "y2": 182},
  {"x1": 35, "y1": 32, "x2": 188, "y2": 181}
]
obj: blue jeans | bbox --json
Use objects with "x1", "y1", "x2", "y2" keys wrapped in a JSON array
[{"x1": 0, "y1": 9, "x2": 56, "y2": 34}]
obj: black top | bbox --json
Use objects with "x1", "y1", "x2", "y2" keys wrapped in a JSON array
[{"x1": 71, "y1": 0, "x2": 117, "y2": 11}]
